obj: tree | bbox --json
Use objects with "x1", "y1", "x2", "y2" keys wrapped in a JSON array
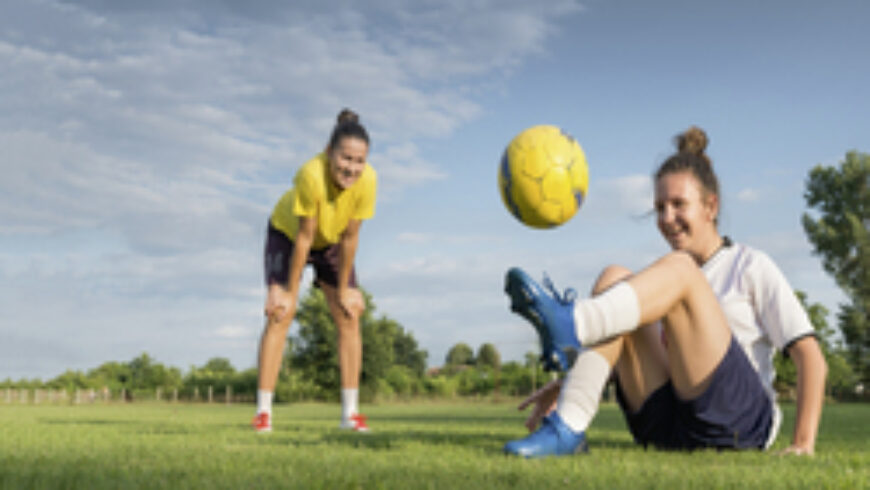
[
  {"x1": 445, "y1": 343, "x2": 474, "y2": 367},
  {"x1": 289, "y1": 288, "x2": 340, "y2": 397},
  {"x1": 86, "y1": 361, "x2": 132, "y2": 391},
  {"x1": 287, "y1": 286, "x2": 427, "y2": 400},
  {"x1": 393, "y1": 326, "x2": 428, "y2": 377},
  {"x1": 127, "y1": 353, "x2": 182, "y2": 390},
  {"x1": 47, "y1": 370, "x2": 91, "y2": 391},
  {"x1": 802, "y1": 151, "x2": 870, "y2": 383},
  {"x1": 774, "y1": 291, "x2": 856, "y2": 397},
  {"x1": 476, "y1": 343, "x2": 501, "y2": 369},
  {"x1": 202, "y1": 357, "x2": 236, "y2": 375}
]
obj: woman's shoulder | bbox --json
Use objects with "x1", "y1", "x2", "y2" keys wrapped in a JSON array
[
  {"x1": 299, "y1": 152, "x2": 328, "y2": 173},
  {"x1": 294, "y1": 153, "x2": 329, "y2": 185},
  {"x1": 361, "y1": 161, "x2": 377, "y2": 182},
  {"x1": 726, "y1": 241, "x2": 785, "y2": 280}
]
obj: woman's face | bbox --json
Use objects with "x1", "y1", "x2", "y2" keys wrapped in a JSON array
[
  {"x1": 654, "y1": 171, "x2": 718, "y2": 254},
  {"x1": 328, "y1": 137, "x2": 368, "y2": 189}
]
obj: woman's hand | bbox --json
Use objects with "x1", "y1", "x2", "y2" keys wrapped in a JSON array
[
  {"x1": 778, "y1": 444, "x2": 814, "y2": 456},
  {"x1": 517, "y1": 378, "x2": 563, "y2": 432},
  {"x1": 264, "y1": 283, "x2": 296, "y2": 324}
]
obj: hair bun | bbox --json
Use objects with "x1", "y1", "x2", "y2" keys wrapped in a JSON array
[
  {"x1": 336, "y1": 108, "x2": 359, "y2": 125},
  {"x1": 676, "y1": 126, "x2": 708, "y2": 157}
]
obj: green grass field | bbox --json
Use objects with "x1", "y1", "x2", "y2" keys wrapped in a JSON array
[{"x1": 1, "y1": 401, "x2": 867, "y2": 489}]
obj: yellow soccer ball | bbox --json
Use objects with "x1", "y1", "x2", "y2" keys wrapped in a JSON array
[{"x1": 498, "y1": 125, "x2": 589, "y2": 229}]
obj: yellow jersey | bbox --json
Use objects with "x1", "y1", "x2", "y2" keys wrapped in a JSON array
[{"x1": 270, "y1": 153, "x2": 377, "y2": 250}]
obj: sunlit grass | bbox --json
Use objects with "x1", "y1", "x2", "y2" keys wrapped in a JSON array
[{"x1": 0, "y1": 401, "x2": 867, "y2": 489}]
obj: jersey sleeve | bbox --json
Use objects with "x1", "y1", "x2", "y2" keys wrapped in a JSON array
[
  {"x1": 292, "y1": 167, "x2": 319, "y2": 217},
  {"x1": 747, "y1": 250, "x2": 816, "y2": 351},
  {"x1": 352, "y1": 166, "x2": 377, "y2": 220}
]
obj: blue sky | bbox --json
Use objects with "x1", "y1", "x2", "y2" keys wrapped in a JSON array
[{"x1": 1, "y1": 0, "x2": 867, "y2": 379}]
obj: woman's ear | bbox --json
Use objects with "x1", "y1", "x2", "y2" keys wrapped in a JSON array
[{"x1": 706, "y1": 193, "x2": 719, "y2": 222}]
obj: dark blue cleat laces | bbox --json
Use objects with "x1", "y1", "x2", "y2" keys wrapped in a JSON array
[{"x1": 504, "y1": 267, "x2": 582, "y2": 372}]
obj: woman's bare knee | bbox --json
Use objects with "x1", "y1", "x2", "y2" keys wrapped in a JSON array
[
  {"x1": 347, "y1": 289, "x2": 365, "y2": 317},
  {"x1": 662, "y1": 251, "x2": 706, "y2": 284},
  {"x1": 592, "y1": 265, "x2": 633, "y2": 296}
]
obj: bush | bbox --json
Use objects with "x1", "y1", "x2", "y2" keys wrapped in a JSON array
[
  {"x1": 424, "y1": 375, "x2": 458, "y2": 399},
  {"x1": 275, "y1": 371, "x2": 324, "y2": 402},
  {"x1": 385, "y1": 365, "x2": 419, "y2": 397},
  {"x1": 374, "y1": 378, "x2": 395, "y2": 402}
]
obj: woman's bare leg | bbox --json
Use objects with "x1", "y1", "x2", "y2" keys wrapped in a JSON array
[
  {"x1": 320, "y1": 284, "x2": 365, "y2": 390},
  {"x1": 257, "y1": 284, "x2": 295, "y2": 392},
  {"x1": 582, "y1": 265, "x2": 670, "y2": 413},
  {"x1": 569, "y1": 251, "x2": 732, "y2": 411},
  {"x1": 623, "y1": 251, "x2": 731, "y2": 400}
]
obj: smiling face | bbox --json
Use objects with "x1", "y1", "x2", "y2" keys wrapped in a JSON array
[
  {"x1": 654, "y1": 171, "x2": 720, "y2": 259},
  {"x1": 328, "y1": 136, "x2": 368, "y2": 189}
]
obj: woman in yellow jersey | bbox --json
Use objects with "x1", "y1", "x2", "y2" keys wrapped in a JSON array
[{"x1": 252, "y1": 109, "x2": 377, "y2": 432}]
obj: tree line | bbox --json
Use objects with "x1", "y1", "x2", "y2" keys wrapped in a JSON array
[
  {"x1": 2, "y1": 151, "x2": 867, "y2": 401},
  {"x1": 0, "y1": 287, "x2": 550, "y2": 402},
  {"x1": 0, "y1": 288, "x2": 859, "y2": 402}
]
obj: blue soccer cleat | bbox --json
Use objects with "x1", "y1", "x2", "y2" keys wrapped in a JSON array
[
  {"x1": 503, "y1": 412, "x2": 588, "y2": 458},
  {"x1": 504, "y1": 267, "x2": 582, "y2": 371}
]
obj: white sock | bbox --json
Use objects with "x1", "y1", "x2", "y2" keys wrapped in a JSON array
[
  {"x1": 341, "y1": 388, "x2": 358, "y2": 423},
  {"x1": 556, "y1": 349, "x2": 611, "y2": 433},
  {"x1": 257, "y1": 390, "x2": 273, "y2": 416},
  {"x1": 573, "y1": 281, "x2": 641, "y2": 346}
]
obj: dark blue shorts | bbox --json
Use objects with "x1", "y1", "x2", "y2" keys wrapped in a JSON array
[
  {"x1": 615, "y1": 337, "x2": 772, "y2": 450},
  {"x1": 264, "y1": 222, "x2": 357, "y2": 289}
]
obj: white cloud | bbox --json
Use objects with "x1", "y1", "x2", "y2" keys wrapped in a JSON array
[
  {"x1": 397, "y1": 232, "x2": 431, "y2": 243},
  {"x1": 0, "y1": 0, "x2": 586, "y2": 378},
  {"x1": 214, "y1": 325, "x2": 254, "y2": 339},
  {"x1": 583, "y1": 174, "x2": 654, "y2": 221},
  {"x1": 372, "y1": 142, "x2": 449, "y2": 195},
  {"x1": 0, "y1": 0, "x2": 580, "y2": 240},
  {"x1": 737, "y1": 188, "x2": 761, "y2": 202},
  {"x1": 394, "y1": 231, "x2": 504, "y2": 246}
]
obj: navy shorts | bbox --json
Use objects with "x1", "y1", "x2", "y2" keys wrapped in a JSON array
[
  {"x1": 615, "y1": 337, "x2": 772, "y2": 450},
  {"x1": 264, "y1": 222, "x2": 357, "y2": 289}
]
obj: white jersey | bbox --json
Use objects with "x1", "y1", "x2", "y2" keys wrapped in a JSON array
[{"x1": 701, "y1": 240, "x2": 816, "y2": 446}]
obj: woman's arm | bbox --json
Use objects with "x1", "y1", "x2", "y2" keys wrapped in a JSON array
[
  {"x1": 287, "y1": 216, "x2": 317, "y2": 298},
  {"x1": 266, "y1": 216, "x2": 316, "y2": 324},
  {"x1": 784, "y1": 336, "x2": 827, "y2": 455},
  {"x1": 517, "y1": 379, "x2": 563, "y2": 432}
]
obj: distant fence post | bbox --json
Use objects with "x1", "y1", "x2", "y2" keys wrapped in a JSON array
[
  {"x1": 208, "y1": 386, "x2": 213, "y2": 403},
  {"x1": 193, "y1": 387, "x2": 199, "y2": 402},
  {"x1": 120, "y1": 388, "x2": 126, "y2": 403},
  {"x1": 173, "y1": 388, "x2": 178, "y2": 403},
  {"x1": 156, "y1": 387, "x2": 162, "y2": 402},
  {"x1": 4, "y1": 388, "x2": 10, "y2": 403},
  {"x1": 225, "y1": 385, "x2": 231, "y2": 405}
]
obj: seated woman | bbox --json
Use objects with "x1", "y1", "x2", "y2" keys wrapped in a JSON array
[{"x1": 503, "y1": 127, "x2": 827, "y2": 457}]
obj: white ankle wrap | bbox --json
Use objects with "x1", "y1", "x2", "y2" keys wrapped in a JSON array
[
  {"x1": 572, "y1": 281, "x2": 640, "y2": 346},
  {"x1": 557, "y1": 349, "x2": 611, "y2": 432}
]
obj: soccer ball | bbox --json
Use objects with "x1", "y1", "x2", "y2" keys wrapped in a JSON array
[{"x1": 498, "y1": 125, "x2": 589, "y2": 228}]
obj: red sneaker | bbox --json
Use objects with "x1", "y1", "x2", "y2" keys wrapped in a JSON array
[
  {"x1": 340, "y1": 413, "x2": 370, "y2": 432},
  {"x1": 252, "y1": 412, "x2": 272, "y2": 433}
]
